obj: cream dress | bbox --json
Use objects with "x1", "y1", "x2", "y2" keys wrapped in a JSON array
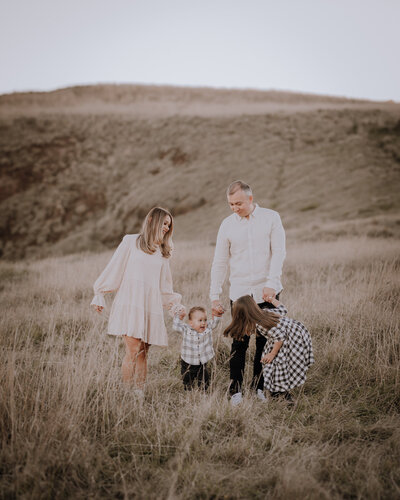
[{"x1": 90, "y1": 234, "x2": 182, "y2": 346}]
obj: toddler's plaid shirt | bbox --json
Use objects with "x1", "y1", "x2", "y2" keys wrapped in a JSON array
[{"x1": 172, "y1": 315, "x2": 220, "y2": 365}]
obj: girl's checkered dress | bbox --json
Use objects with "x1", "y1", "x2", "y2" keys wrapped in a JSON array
[{"x1": 256, "y1": 304, "x2": 314, "y2": 392}]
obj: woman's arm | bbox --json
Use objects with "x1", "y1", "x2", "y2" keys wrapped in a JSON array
[
  {"x1": 261, "y1": 340, "x2": 283, "y2": 364},
  {"x1": 90, "y1": 235, "x2": 132, "y2": 310}
]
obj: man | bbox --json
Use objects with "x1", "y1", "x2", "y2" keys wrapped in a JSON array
[{"x1": 210, "y1": 180, "x2": 286, "y2": 406}]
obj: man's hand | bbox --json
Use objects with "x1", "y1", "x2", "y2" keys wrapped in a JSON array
[
  {"x1": 211, "y1": 300, "x2": 225, "y2": 317},
  {"x1": 261, "y1": 352, "x2": 276, "y2": 364},
  {"x1": 93, "y1": 305, "x2": 104, "y2": 314},
  {"x1": 262, "y1": 287, "x2": 276, "y2": 302}
]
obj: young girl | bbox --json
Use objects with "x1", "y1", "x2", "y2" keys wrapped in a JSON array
[
  {"x1": 223, "y1": 295, "x2": 314, "y2": 402},
  {"x1": 91, "y1": 207, "x2": 185, "y2": 396}
]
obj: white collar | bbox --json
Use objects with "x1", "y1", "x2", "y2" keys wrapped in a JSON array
[{"x1": 234, "y1": 203, "x2": 259, "y2": 221}]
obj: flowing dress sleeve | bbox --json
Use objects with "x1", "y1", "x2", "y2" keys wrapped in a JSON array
[
  {"x1": 90, "y1": 235, "x2": 132, "y2": 308},
  {"x1": 160, "y1": 257, "x2": 184, "y2": 316}
]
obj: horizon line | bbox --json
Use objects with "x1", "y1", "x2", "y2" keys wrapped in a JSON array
[{"x1": 1, "y1": 81, "x2": 398, "y2": 104}]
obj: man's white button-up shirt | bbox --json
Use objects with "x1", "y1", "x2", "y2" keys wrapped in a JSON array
[{"x1": 210, "y1": 205, "x2": 286, "y2": 303}]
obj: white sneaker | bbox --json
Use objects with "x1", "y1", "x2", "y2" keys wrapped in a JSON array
[
  {"x1": 256, "y1": 389, "x2": 267, "y2": 402},
  {"x1": 230, "y1": 392, "x2": 243, "y2": 407}
]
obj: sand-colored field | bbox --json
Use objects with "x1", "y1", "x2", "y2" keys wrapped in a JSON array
[{"x1": 1, "y1": 237, "x2": 399, "y2": 498}]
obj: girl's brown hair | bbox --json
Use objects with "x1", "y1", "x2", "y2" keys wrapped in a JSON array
[
  {"x1": 223, "y1": 295, "x2": 280, "y2": 340},
  {"x1": 136, "y1": 207, "x2": 173, "y2": 258}
]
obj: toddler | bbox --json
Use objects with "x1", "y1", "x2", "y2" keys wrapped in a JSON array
[{"x1": 173, "y1": 306, "x2": 220, "y2": 390}]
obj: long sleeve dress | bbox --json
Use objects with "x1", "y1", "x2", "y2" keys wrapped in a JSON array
[
  {"x1": 256, "y1": 304, "x2": 314, "y2": 392},
  {"x1": 90, "y1": 234, "x2": 182, "y2": 346}
]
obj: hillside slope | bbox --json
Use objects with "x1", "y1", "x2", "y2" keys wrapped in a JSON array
[{"x1": 1, "y1": 85, "x2": 399, "y2": 259}]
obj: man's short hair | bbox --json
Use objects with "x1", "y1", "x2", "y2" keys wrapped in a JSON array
[
  {"x1": 227, "y1": 180, "x2": 253, "y2": 198},
  {"x1": 188, "y1": 306, "x2": 206, "y2": 320}
]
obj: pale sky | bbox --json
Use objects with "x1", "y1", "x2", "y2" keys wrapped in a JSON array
[{"x1": 1, "y1": 0, "x2": 399, "y2": 101}]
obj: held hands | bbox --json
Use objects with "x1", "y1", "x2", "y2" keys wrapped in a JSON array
[
  {"x1": 262, "y1": 287, "x2": 276, "y2": 302},
  {"x1": 262, "y1": 288, "x2": 281, "y2": 307},
  {"x1": 261, "y1": 352, "x2": 276, "y2": 364},
  {"x1": 93, "y1": 305, "x2": 104, "y2": 314},
  {"x1": 211, "y1": 300, "x2": 225, "y2": 317},
  {"x1": 169, "y1": 303, "x2": 186, "y2": 319}
]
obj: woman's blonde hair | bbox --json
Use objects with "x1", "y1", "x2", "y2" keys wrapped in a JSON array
[
  {"x1": 223, "y1": 295, "x2": 280, "y2": 340},
  {"x1": 136, "y1": 207, "x2": 173, "y2": 258}
]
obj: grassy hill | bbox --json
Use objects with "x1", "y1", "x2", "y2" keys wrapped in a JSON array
[
  {"x1": 1, "y1": 84, "x2": 399, "y2": 259},
  {"x1": 1, "y1": 85, "x2": 399, "y2": 498}
]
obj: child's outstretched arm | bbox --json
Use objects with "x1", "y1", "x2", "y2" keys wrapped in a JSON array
[
  {"x1": 172, "y1": 314, "x2": 187, "y2": 334},
  {"x1": 209, "y1": 316, "x2": 221, "y2": 329},
  {"x1": 261, "y1": 341, "x2": 283, "y2": 364}
]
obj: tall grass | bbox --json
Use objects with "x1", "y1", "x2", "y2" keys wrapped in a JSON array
[{"x1": 1, "y1": 238, "x2": 399, "y2": 499}]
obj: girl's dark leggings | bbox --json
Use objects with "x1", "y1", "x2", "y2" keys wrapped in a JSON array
[
  {"x1": 181, "y1": 359, "x2": 209, "y2": 390},
  {"x1": 229, "y1": 296, "x2": 279, "y2": 396}
]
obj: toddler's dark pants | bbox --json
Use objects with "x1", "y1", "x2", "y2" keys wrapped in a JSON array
[
  {"x1": 181, "y1": 359, "x2": 210, "y2": 390},
  {"x1": 229, "y1": 295, "x2": 280, "y2": 396}
]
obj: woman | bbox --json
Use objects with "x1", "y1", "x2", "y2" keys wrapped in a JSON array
[{"x1": 91, "y1": 207, "x2": 185, "y2": 395}]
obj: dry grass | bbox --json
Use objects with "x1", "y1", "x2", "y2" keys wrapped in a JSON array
[{"x1": 1, "y1": 237, "x2": 399, "y2": 499}]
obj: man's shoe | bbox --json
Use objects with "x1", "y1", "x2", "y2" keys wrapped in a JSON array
[
  {"x1": 256, "y1": 389, "x2": 267, "y2": 402},
  {"x1": 230, "y1": 392, "x2": 243, "y2": 407}
]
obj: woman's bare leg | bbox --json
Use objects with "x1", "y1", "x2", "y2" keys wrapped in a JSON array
[
  {"x1": 135, "y1": 342, "x2": 150, "y2": 387},
  {"x1": 122, "y1": 336, "x2": 150, "y2": 387}
]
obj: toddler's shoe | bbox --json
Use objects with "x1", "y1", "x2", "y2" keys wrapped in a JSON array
[{"x1": 230, "y1": 392, "x2": 243, "y2": 407}]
